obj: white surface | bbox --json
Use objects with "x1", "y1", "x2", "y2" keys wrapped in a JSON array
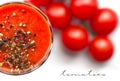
[{"x1": 0, "y1": 0, "x2": 120, "y2": 81}]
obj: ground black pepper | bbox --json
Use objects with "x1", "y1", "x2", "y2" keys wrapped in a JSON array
[
  {"x1": 0, "y1": 29, "x2": 37, "y2": 72},
  {"x1": 0, "y1": 24, "x2": 3, "y2": 27},
  {"x1": 12, "y1": 12, "x2": 16, "y2": 17},
  {"x1": 21, "y1": 9, "x2": 26, "y2": 13},
  {"x1": 0, "y1": 13, "x2": 37, "y2": 73},
  {"x1": 10, "y1": 25, "x2": 14, "y2": 29}
]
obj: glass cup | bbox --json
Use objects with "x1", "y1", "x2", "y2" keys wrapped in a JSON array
[{"x1": 0, "y1": 2, "x2": 53, "y2": 75}]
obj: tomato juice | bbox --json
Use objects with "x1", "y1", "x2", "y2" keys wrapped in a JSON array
[{"x1": 0, "y1": 2, "x2": 53, "y2": 75}]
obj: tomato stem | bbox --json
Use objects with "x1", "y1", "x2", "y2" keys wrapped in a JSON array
[{"x1": 80, "y1": 21, "x2": 96, "y2": 36}]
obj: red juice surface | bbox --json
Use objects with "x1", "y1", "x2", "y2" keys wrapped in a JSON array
[{"x1": 0, "y1": 2, "x2": 52, "y2": 75}]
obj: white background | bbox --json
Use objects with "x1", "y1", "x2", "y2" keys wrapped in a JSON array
[{"x1": 0, "y1": 0, "x2": 120, "y2": 81}]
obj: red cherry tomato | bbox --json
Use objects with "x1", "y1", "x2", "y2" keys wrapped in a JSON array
[
  {"x1": 62, "y1": 25, "x2": 89, "y2": 51},
  {"x1": 89, "y1": 36, "x2": 114, "y2": 62},
  {"x1": 90, "y1": 8, "x2": 118, "y2": 35},
  {"x1": 25, "y1": 0, "x2": 52, "y2": 6},
  {"x1": 70, "y1": 0, "x2": 98, "y2": 20},
  {"x1": 24, "y1": 0, "x2": 47, "y2": 14},
  {"x1": 46, "y1": 2, "x2": 71, "y2": 29},
  {"x1": 24, "y1": 0, "x2": 40, "y2": 8}
]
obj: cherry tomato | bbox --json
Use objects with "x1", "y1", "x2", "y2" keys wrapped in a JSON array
[
  {"x1": 25, "y1": 0, "x2": 52, "y2": 6},
  {"x1": 24, "y1": 0, "x2": 47, "y2": 14},
  {"x1": 62, "y1": 25, "x2": 89, "y2": 51},
  {"x1": 24, "y1": 0, "x2": 40, "y2": 8},
  {"x1": 70, "y1": 0, "x2": 98, "y2": 20},
  {"x1": 89, "y1": 36, "x2": 114, "y2": 62},
  {"x1": 46, "y1": 2, "x2": 71, "y2": 29},
  {"x1": 90, "y1": 8, "x2": 118, "y2": 35}
]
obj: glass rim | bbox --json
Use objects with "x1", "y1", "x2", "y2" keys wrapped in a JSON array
[{"x1": 0, "y1": 1, "x2": 53, "y2": 75}]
